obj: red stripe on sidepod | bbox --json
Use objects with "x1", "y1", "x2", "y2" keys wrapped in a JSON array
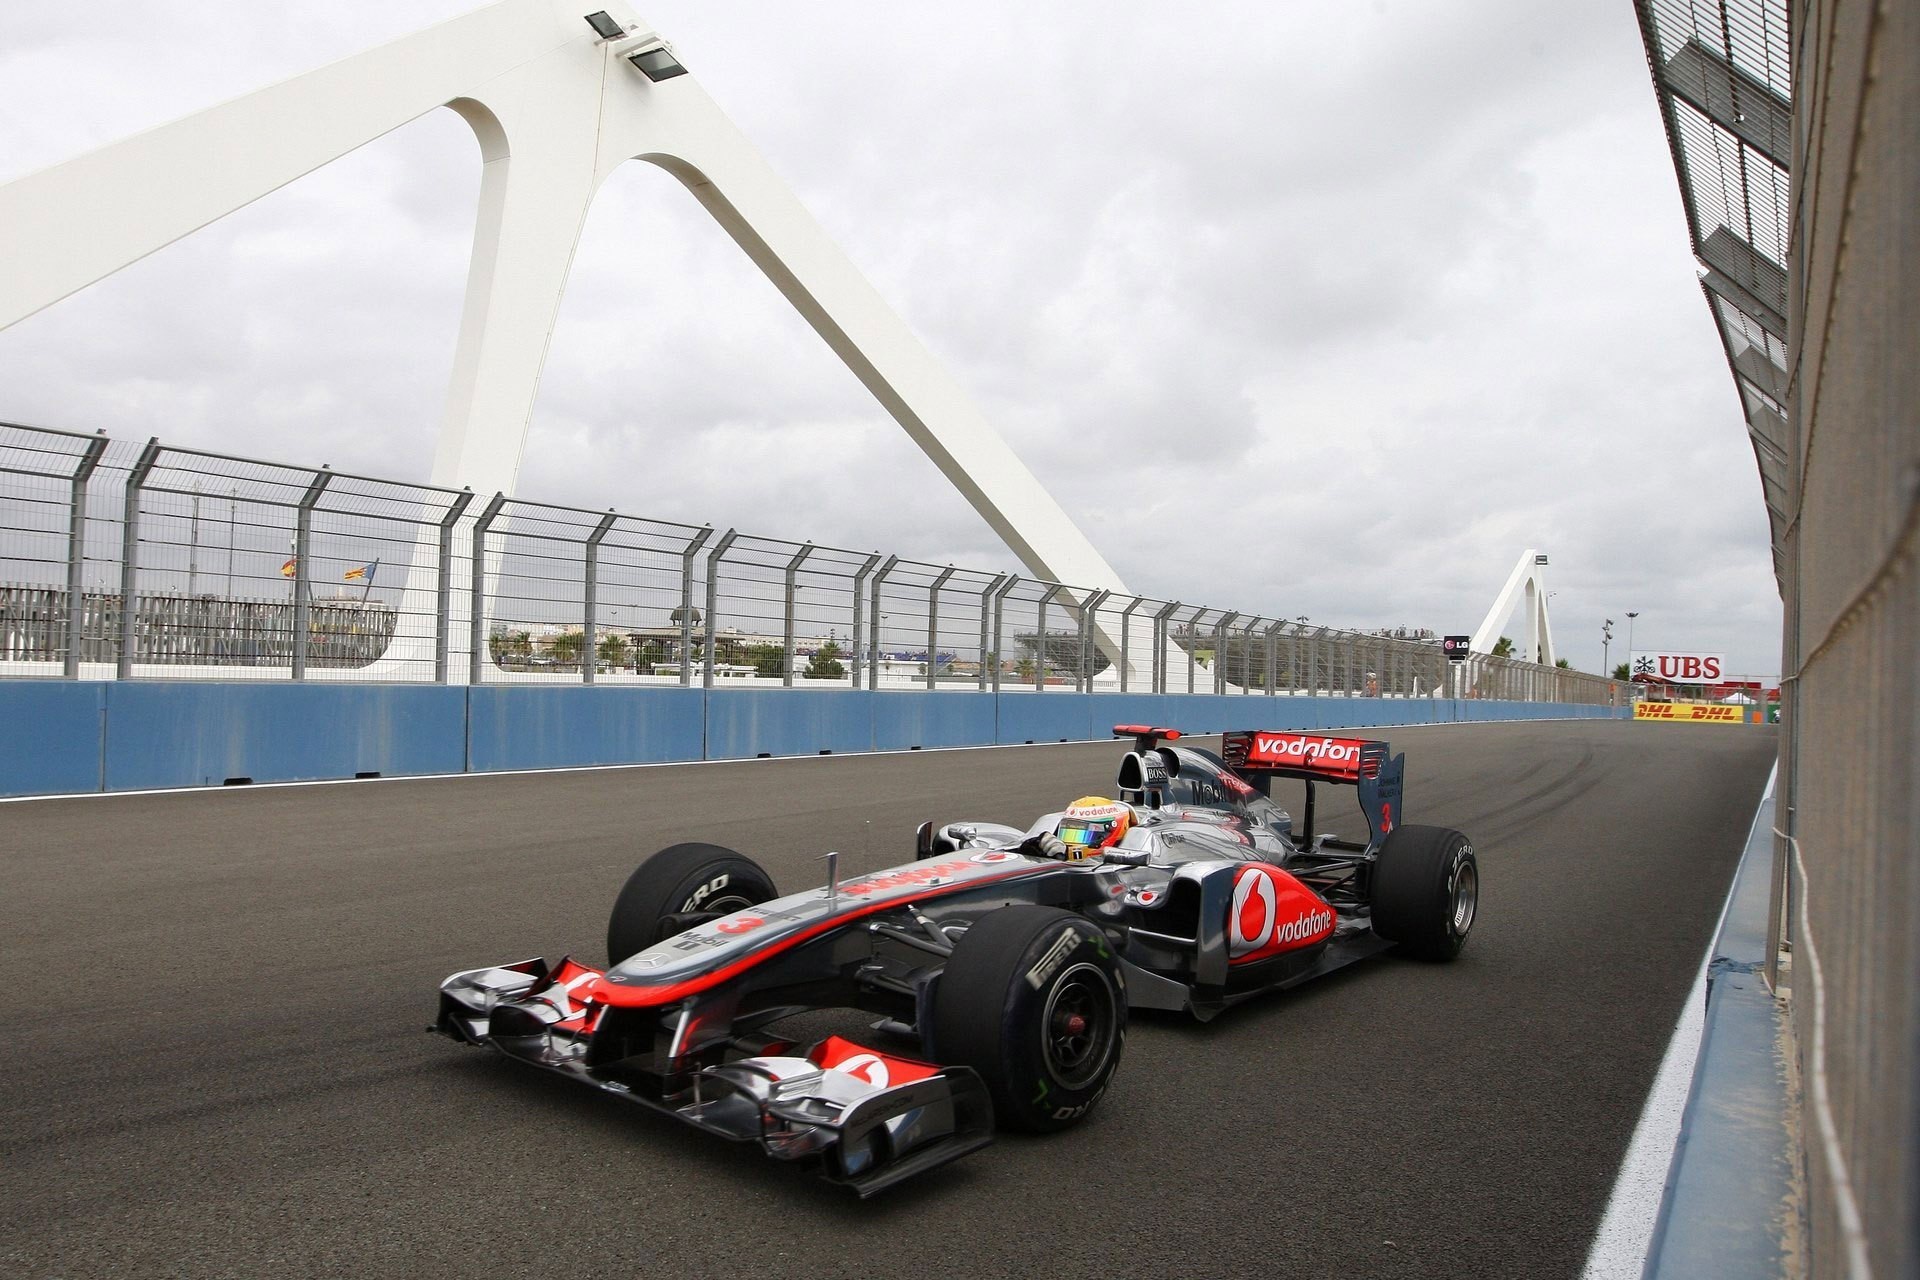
[{"x1": 583, "y1": 862, "x2": 1057, "y2": 1008}]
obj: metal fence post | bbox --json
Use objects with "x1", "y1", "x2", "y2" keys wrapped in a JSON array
[
  {"x1": 582, "y1": 509, "x2": 617, "y2": 686},
  {"x1": 468, "y1": 493, "x2": 506, "y2": 685},
  {"x1": 1151, "y1": 601, "x2": 1181, "y2": 694},
  {"x1": 1241, "y1": 617, "x2": 1261, "y2": 693},
  {"x1": 677, "y1": 526, "x2": 712, "y2": 688},
  {"x1": 1079, "y1": 589, "x2": 1111, "y2": 693},
  {"x1": 849, "y1": 553, "x2": 881, "y2": 689},
  {"x1": 782, "y1": 543, "x2": 813, "y2": 689},
  {"x1": 990, "y1": 575, "x2": 1019, "y2": 693},
  {"x1": 926, "y1": 565, "x2": 956, "y2": 690},
  {"x1": 113, "y1": 439, "x2": 161, "y2": 679},
  {"x1": 1036, "y1": 583, "x2": 1070, "y2": 691},
  {"x1": 289, "y1": 468, "x2": 332, "y2": 681},
  {"x1": 1118, "y1": 597, "x2": 1147, "y2": 693},
  {"x1": 1183, "y1": 605, "x2": 1206, "y2": 694},
  {"x1": 434, "y1": 490, "x2": 473, "y2": 683},
  {"x1": 978, "y1": 574, "x2": 1007, "y2": 692},
  {"x1": 1212, "y1": 612, "x2": 1240, "y2": 695},
  {"x1": 867, "y1": 556, "x2": 899, "y2": 689},
  {"x1": 702, "y1": 529, "x2": 740, "y2": 690},
  {"x1": 62, "y1": 432, "x2": 108, "y2": 678},
  {"x1": 1265, "y1": 621, "x2": 1285, "y2": 696}
]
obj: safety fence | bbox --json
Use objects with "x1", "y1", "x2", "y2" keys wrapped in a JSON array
[{"x1": 0, "y1": 420, "x2": 1622, "y2": 704}]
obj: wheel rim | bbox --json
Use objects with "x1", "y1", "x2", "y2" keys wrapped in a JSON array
[
  {"x1": 1041, "y1": 962, "x2": 1118, "y2": 1090},
  {"x1": 1450, "y1": 857, "x2": 1478, "y2": 936}
]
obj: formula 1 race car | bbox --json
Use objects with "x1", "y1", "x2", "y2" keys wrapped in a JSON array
[{"x1": 433, "y1": 726, "x2": 1478, "y2": 1195}]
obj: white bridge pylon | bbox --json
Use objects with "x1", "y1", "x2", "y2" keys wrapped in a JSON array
[
  {"x1": 1470, "y1": 549, "x2": 1556, "y2": 666},
  {"x1": 0, "y1": 0, "x2": 1149, "y2": 681}
]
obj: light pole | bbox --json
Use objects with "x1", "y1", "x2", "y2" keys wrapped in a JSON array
[
  {"x1": 1625, "y1": 611, "x2": 1640, "y2": 695},
  {"x1": 1603, "y1": 618, "x2": 1614, "y2": 675}
]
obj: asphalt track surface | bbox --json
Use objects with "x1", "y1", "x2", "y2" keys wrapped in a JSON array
[{"x1": 0, "y1": 719, "x2": 1776, "y2": 1279}]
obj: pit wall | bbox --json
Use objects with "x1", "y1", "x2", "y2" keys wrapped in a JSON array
[{"x1": 0, "y1": 681, "x2": 1625, "y2": 797}]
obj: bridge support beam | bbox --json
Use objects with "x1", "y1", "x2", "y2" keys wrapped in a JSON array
[{"x1": 0, "y1": 0, "x2": 1149, "y2": 681}]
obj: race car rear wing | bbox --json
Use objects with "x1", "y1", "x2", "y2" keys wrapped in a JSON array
[{"x1": 1221, "y1": 730, "x2": 1405, "y2": 853}]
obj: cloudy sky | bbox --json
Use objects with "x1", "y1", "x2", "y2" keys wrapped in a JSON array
[{"x1": 0, "y1": 1, "x2": 1782, "y2": 676}]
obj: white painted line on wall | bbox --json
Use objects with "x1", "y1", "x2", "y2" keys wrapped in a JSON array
[{"x1": 1579, "y1": 762, "x2": 1777, "y2": 1280}]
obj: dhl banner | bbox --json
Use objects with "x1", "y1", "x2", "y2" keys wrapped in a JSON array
[{"x1": 1634, "y1": 702, "x2": 1749, "y2": 723}]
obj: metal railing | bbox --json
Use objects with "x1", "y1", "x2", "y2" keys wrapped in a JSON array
[{"x1": 0, "y1": 420, "x2": 1622, "y2": 703}]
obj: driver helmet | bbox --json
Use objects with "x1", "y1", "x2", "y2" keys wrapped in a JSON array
[{"x1": 1056, "y1": 797, "x2": 1133, "y2": 856}]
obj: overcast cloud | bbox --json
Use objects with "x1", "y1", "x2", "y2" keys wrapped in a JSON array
[{"x1": 0, "y1": 1, "x2": 1783, "y2": 676}]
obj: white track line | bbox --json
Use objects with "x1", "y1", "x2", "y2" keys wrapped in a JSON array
[{"x1": 1579, "y1": 762, "x2": 1777, "y2": 1279}]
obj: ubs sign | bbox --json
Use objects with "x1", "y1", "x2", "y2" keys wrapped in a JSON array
[{"x1": 1631, "y1": 650, "x2": 1725, "y2": 682}]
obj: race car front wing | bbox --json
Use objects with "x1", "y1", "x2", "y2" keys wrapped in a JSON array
[{"x1": 432, "y1": 957, "x2": 993, "y2": 1196}]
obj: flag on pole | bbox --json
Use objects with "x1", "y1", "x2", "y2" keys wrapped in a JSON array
[
  {"x1": 280, "y1": 557, "x2": 297, "y2": 578},
  {"x1": 343, "y1": 559, "x2": 379, "y2": 582}
]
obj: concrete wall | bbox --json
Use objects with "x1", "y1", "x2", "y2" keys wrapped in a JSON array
[{"x1": 0, "y1": 679, "x2": 1624, "y2": 796}]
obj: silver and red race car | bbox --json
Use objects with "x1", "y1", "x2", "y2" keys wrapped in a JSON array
[{"x1": 433, "y1": 726, "x2": 1478, "y2": 1195}]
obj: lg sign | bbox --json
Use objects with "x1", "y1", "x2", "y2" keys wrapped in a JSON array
[{"x1": 1631, "y1": 650, "x2": 1725, "y2": 682}]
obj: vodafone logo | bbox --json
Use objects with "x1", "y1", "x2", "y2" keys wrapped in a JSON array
[
  {"x1": 1253, "y1": 735, "x2": 1359, "y2": 765},
  {"x1": 1229, "y1": 866, "x2": 1335, "y2": 959}
]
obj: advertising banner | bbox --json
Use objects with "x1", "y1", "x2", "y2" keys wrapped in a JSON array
[
  {"x1": 1631, "y1": 651, "x2": 1726, "y2": 682},
  {"x1": 1633, "y1": 702, "x2": 1748, "y2": 723}
]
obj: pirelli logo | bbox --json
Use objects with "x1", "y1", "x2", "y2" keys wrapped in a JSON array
[{"x1": 1634, "y1": 702, "x2": 1749, "y2": 723}]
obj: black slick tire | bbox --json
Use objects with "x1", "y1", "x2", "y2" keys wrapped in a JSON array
[
  {"x1": 929, "y1": 906, "x2": 1126, "y2": 1133},
  {"x1": 607, "y1": 842, "x2": 777, "y2": 966},
  {"x1": 1370, "y1": 824, "x2": 1478, "y2": 960}
]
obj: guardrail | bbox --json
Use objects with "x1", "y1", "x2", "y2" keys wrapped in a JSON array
[{"x1": 0, "y1": 420, "x2": 1622, "y2": 704}]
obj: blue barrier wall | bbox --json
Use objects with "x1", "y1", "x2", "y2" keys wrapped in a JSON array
[
  {"x1": 100, "y1": 683, "x2": 469, "y2": 791},
  {"x1": 0, "y1": 681, "x2": 105, "y2": 795},
  {"x1": 0, "y1": 679, "x2": 1630, "y2": 797},
  {"x1": 468, "y1": 686, "x2": 706, "y2": 772},
  {"x1": 705, "y1": 688, "x2": 878, "y2": 759}
]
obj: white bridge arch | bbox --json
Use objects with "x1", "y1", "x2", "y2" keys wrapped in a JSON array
[{"x1": 0, "y1": 0, "x2": 1138, "y2": 677}]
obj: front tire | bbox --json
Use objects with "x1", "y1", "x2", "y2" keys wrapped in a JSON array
[
  {"x1": 607, "y1": 842, "x2": 777, "y2": 966},
  {"x1": 929, "y1": 906, "x2": 1126, "y2": 1133},
  {"x1": 1370, "y1": 824, "x2": 1477, "y2": 960}
]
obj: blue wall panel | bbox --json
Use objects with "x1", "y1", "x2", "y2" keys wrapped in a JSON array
[
  {"x1": 103, "y1": 682, "x2": 468, "y2": 790},
  {"x1": 0, "y1": 677, "x2": 1628, "y2": 799},
  {"x1": 0, "y1": 681, "x2": 104, "y2": 796},
  {"x1": 705, "y1": 689, "x2": 873, "y2": 759},
  {"x1": 1087, "y1": 694, "x2": 1174, "y2": 737},
  {"x1": 872, "y1": 692, "x2": 997, "y2": 751},
  {"x1": 467, "y1": 686, "x2": 704, "y2": 772},
  {"x1": 996, "y1": 693, "x2": 1092, "y2": 744}
]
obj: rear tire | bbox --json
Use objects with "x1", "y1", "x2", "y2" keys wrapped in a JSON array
[
  {"x1": 929, "y1": 906, "x2": 1126, "y2": 1133},
  {"x1": 1370, "y1": 825, "x2": 1477, "y2": 960},
  {"x1": 607, "y1": 843, "x2": 777, "y2": 966}
]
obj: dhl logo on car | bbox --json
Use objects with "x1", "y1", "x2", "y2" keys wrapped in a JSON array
[{"x1": 1633, "y1": 702, "x2": 1748, "y2": 723}]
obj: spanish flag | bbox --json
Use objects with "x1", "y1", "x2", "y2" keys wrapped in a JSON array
[
  {"x1": 280, "y1": 557, "x2": 297, "y2": 578},
  {"x1": 343, "y1": 559, "x2": 378, "y2": 582}
]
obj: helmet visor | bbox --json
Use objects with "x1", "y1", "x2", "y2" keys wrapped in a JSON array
[{"x1": 1058, "y1": 817, "x2": 1116, "y2": 847}]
